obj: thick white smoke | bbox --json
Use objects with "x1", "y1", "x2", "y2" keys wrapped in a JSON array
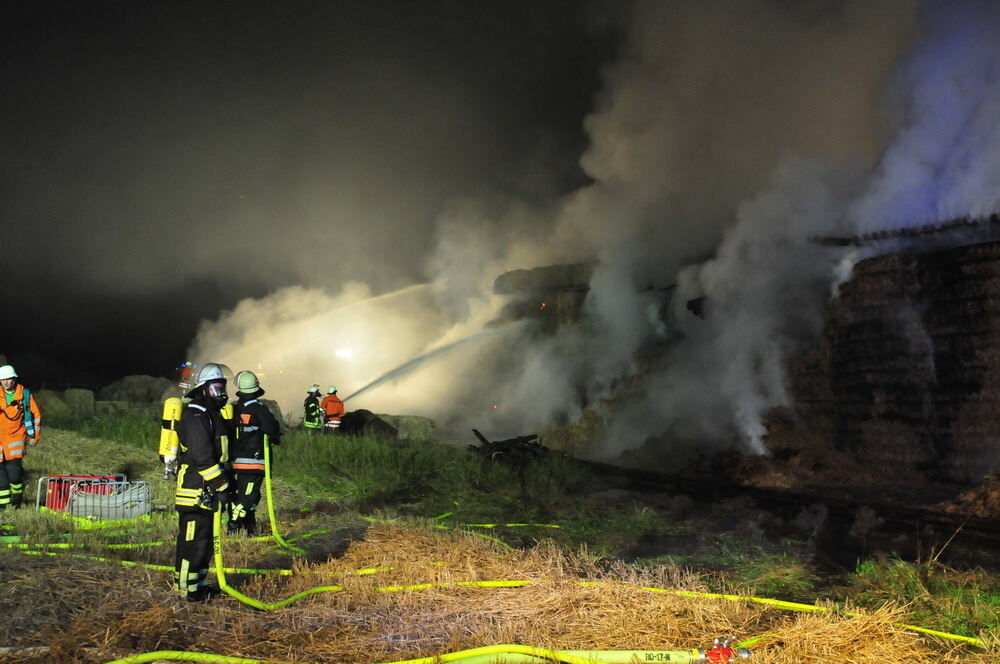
[
  {"x1": 849, "y1": 0, "x2": 1000, "y2": 230},
  {"x1": 191, "y1": 0, "x2": 1000, "y2": 461}
]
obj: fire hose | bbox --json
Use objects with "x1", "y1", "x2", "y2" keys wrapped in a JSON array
[
  {"x1": 104, "y1": 641, "x2": 749, "y2": 664},
  {"x1": 262, "y1": 436, "x2": 304, "y2": 554}
]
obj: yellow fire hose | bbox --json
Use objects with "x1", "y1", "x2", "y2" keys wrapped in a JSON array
[
  {"x1": 211, "y1": 507, "x2": 984, "y2": 647},
  {"x1": 263, "y1": 436, "x2": 304, "y2": 554},
  {"x1": 104, "y1": 642, "x2": 716, "y2": 664}
]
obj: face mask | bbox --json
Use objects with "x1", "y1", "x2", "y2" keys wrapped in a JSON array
[{"x1": 204, "y1": 381, "x2": 228, "y2": 407}]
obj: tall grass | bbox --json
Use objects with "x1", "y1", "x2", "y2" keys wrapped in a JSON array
[
  {"x1": 50, "y1": 412, "x2": 158, "y2": 452},
  {"x1": 274, "y1": 429, "x2": 593, "y2": 520},
  {"x1": 845, "y1": 558, "x2": 1000, "y2": 639}
]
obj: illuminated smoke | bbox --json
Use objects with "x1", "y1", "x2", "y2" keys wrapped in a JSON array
[
  {"x1": 192, "y1": 1, "x2": 1000, "y2": 462},
  {"x1": 849, "y1": 0, "x2": 1000, "y2": 231}
]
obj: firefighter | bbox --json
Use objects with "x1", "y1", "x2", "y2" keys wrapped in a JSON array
[
  {"x1": 321, "y1": 385, "x2": 344, "y2": 434},
  {"x1": 303, "y1": 384, "x2": 322, "y2": 432},
  {"x1": 174, "y1": 362, "x2": 233, "y2": 601},
  {"x1": 0, "y1": 365, "x2": 41, "y2": 509},
  {"x1": 228, "y1": 370, "x2": 281, "y2": 536}
]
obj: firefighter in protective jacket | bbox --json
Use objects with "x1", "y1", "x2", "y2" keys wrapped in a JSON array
[
  {"x1": 321, "y1": 385, "x2": 344, "y2": 433},
  {"x1": 229, "y1": 370, "x2": 281, "y2": 535},
  {"x1": 174, "y1": 362, "x2": 233, "y2": 601},
  {"x1": 0, "y1": 365, "x2": 41, "y2": 509},
  {"x1": 303, "y1": 384, "x2": 322, "y2": 431}
]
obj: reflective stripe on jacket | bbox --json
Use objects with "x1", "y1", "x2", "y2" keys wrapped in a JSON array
[
  {"x1": 231, "y1": 396, "x2": 280, "y2": 475},
  {"x1": 1, "y1": 385, "x2": 41, "y2": 460},
  {"x1": 175, "y1": 399, "x2": 231, "y2": 511}
]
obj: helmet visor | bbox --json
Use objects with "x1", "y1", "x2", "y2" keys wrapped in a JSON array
[{"x1": 204, "y1": 380, "x2": 228, "y2": 399}]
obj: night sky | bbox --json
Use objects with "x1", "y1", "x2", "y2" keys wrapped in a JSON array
[{"x1": 2, "y1": 0, "x2": 616, "y2": 387}]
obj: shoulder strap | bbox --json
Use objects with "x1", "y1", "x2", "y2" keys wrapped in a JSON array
[{"x1": 22, "y1": 387, "x2": 35, "y2": 437}]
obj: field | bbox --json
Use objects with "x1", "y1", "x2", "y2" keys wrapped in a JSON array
[{"x1": 0, "y1": 415, "x2": 997, "y2": 663}]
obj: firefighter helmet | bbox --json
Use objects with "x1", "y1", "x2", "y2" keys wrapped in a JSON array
[
  {"x1": 0, "y1": 365, "x2": 17, "y2": 380},
  {"x1": 235, "y1": 370, "x2": 260, "y2": 394},
  {"x1": 308, "y1": 384, "x2": 320, "y2": 393},
  {"x1": 194, "y1": 363, "x2": 231, "y2": 388},
  {"x1": 327, "y1": 385, "x2": 337, "y2": 394}
]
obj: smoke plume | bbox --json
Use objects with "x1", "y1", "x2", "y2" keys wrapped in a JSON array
[{"x1": 191, "y1": 0, "x2": 1000, "y2": 463}]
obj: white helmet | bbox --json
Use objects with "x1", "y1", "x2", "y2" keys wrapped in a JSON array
[
  {"x1": 327, "y1": 385, "x2": 337, "y2": 394},
  {"x1": 194, "y1": 363, "x2": 231, "y2": 388},
  {"x1": 308, "y1": 384, "x2": 320, "y2": 393},
  {"x1": 0, "y1": 365, "x2": 17, "y2": 380}
]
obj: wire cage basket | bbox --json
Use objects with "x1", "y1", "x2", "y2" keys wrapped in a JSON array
[{"x1": 36, "y1": 474, "x2": 153, "y2": 521}]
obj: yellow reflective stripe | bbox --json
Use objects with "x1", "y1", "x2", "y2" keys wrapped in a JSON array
[
  {"x1": 185, "y1": 521, "x2": 196, "y2": 541},
  {"x1": 178, "y1": 560, "x2": 189, "y2": 591},
  {"x1": 245, "y1": 482, "x2": 254, "y2": 496},
  {"x1": 198, "y1": 465, "x2": 222, "y2": 480}
]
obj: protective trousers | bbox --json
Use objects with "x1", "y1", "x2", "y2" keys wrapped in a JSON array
[
  {"x1": 228, "y1": 473, "x2": 262, "y2": 535},
  {"x1": 0, "y1": 458, "x2": 25, "y2": 508},
  {"x1": 175, "y1": 510, "x2": 214, "y2": 598}
]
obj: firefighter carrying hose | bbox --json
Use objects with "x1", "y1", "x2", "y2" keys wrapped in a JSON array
[
  {"x1": 0, "y1": 365, "x2": 41, "y2": 509},
  {"x1": 302, "y1": 384, "x2": 322, "y2": 431},
  {"x1": 229, "y1": 370, "x2": 281, "y2": 536},
  {"x1": 321, "y1": 385, "x2": 344, "y2": 434},
  {"x1": 174, "y1": 362, "x2": 233, "y2": 601}
]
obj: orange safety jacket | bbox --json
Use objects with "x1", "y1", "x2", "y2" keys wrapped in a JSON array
[
  {"x1": 321, "y1": 394, "x2": 345, "y2": 429},
  {"x1": 1, "y1": 384, "x2": 41, "y2": 461}
]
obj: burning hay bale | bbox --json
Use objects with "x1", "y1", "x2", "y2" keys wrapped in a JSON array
[{"x1": 1, "y1": 522, "x2": 993, "y2": 663}]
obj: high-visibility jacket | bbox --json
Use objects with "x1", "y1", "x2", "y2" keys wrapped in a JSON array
[
  {"x1": 303, "y1": 394, "x2": 322, "y2": 428},
  {"x1": 321, "y1": 394, "x2": 344, "y2": 429},
  {"x1": 232, "y1": 395, "x2": 281, "y2": 474},
  {"x1": 1, "y1": 384, "x2": 41, "y2": 461},
  {"x1": 175, "y1": 396, "x2": 232, "y2": 512}
]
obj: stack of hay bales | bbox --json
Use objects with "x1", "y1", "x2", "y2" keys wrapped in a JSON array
[{"x1": 786, "y1": 240, "x2": 1000, "y2": 484}]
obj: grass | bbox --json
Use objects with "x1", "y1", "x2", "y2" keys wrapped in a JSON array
[
  {"x1": 838, "y1": 557, "x2": 1000, "y2": 640},
  {"x1": 274, "y1": 429, "x2": 594, "y2": 518},
  {"x1": 7, "y1": 411, "x2": 999, "y2": 646}
]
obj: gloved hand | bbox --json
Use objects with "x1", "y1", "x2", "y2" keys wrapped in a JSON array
[{"x1": 214, "y1": 491, "x2": 231, "y2": 510}]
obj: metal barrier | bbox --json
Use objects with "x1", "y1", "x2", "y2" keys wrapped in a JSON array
[
  {"x1": 36, "y1": 474, "x2": 126, "y2": 511},
  {"x1": 35, "y1": 474, "x2": 152, "y2": 520},
  {"x1": 67, "y1": 480, "x2": 152, "y2": 520}
]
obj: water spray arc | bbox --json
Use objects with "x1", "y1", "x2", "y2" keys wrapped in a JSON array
[{"x1": 342, "y1": 325, "x2": 518, "y2": 403}]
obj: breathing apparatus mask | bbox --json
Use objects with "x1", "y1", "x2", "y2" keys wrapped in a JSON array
[{"x1": 203, "y1": 380, "x2": 229, "y2": 409}]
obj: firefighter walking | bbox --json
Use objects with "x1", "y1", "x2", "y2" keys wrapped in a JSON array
[
  {"x1": 229, "y1": 370, "x2": 281, "y2": 536},
  {"x1": 0, "y1": 365, "x2": 41, "y2": 509},
  {"x1": 302, "y1": 384, "x2": 322, "y2": 432},
  {"x1": 321, "y1": 385, "x2": 344, "y2": 434},
  {"x1": 174, "y1": 363, "x2": 233, "y2": 601}
]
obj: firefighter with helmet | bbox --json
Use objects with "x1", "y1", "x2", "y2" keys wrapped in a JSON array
[
  {"x1": 0, "y1": 365, "x2": 41, "y2": 509},
  {"x1": 321, "y1": 385, "x2": 344, "y2": 433},
  {"x1": 229, "y1": 370, "x2": 281, "y2": 536},
  {"x1": 303, "y1": 384, "x2": 322, "y2": 431},
  {"x1": 174, "y1": 362, "x2": 233, "y2": 601}
]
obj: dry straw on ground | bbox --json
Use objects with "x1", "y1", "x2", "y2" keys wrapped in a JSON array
[{"x1": 1, "y1": 522, "x2": 994, "y2": 663}]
